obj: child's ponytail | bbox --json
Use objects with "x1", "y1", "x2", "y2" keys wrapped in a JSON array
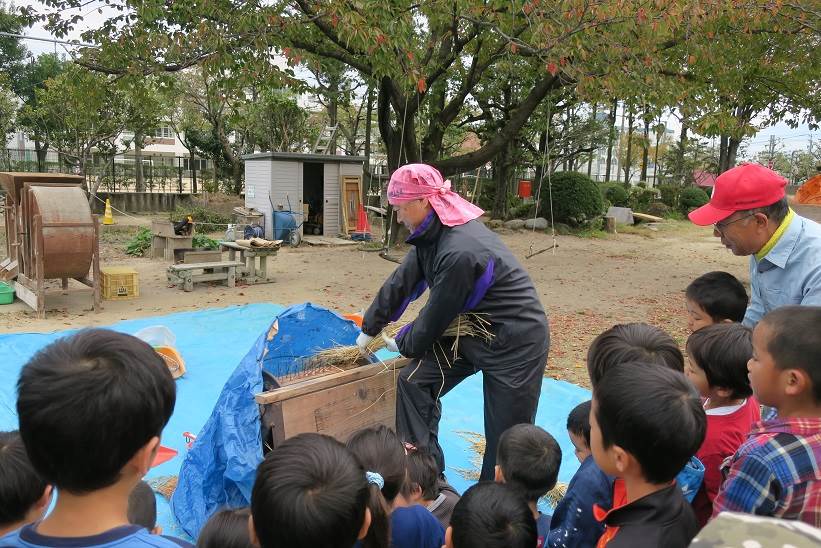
[
  {"x1": 361, "y1": 472, "x2": 391, "y2": 548},
  {"x1": 347, "y1": 426, "x2": 408, "y2": 548}
]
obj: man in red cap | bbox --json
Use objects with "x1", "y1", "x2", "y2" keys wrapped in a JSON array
[{"x1": 689, "y1": 163, "x2": 821, "y2": 326}]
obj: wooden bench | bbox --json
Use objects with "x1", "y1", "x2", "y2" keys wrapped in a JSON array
[{"x1": 166, "y1": 261, "x2": 244, "y2": 292}]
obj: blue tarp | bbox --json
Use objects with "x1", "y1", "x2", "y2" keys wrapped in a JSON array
[
  {"x1": 0, "y1": 303, "x2": 591, "y2": 542},
  {"x1": 0, "y1": 303, "x2": 286, "y2": 540},
  {"x1": 172, "y1": 303, "x2": 364, "y2": 537}
]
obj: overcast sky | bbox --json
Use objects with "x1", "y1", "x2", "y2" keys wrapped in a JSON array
[{"x1": 16, "y1": 1, "x2": 817, "y2": 158}]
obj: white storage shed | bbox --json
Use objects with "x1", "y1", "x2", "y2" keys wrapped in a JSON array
[{"x1": 242, "y1": 152, "x2": 366, "y2": 239}]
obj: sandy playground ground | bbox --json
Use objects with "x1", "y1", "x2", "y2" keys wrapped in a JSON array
[{"x1": 6, "y1": 204, "x2": 802, "y2": 390}]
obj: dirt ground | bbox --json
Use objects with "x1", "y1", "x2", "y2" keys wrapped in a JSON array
[{"x1": 1, "y1": 207, "x2": 775, "y2": 390}]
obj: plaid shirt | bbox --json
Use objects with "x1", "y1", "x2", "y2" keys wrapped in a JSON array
[{"x1": 712, "y1": 417, "x2": 821, "y2": 527}]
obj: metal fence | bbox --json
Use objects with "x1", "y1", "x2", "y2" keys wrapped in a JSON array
[{"x1": 0, "y1": 148, "x2": 220, "y2": 194}]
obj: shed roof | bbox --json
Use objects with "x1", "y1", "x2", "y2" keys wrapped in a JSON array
[{"x1": 242, "y1": 151, "x2": 366, "y2": 163}]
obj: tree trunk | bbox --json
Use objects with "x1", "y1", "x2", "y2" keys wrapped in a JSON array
[
  {"x1": 327, "y1": 71, "x2": 340, "y2": 155},
  {"x1": 492, "y1": 142, "x2": 513, "y2": 219},
  {"x1": 231, "y1": 160, "x2": 242, "y2": 194},
  {"x1": 677, "y1": 122, "x2": 688, "y2": 185},
  {"x1": 534, "y1": 129, "x2": 547, "y2": 193},
  {"x1": 727, "y1": 137, "x2": 741, "y2": 171},
  {"x1": 623, "y1": 105, "x2": 635, "y2": 184},
  {"x1": 587, "y1": 103, "x2": 597, "y2": 177},
  {"x1": 604, "y1": 98, "x2": 617, "y2": 182},
  {"x1": 718, "y1": 135, "x2": 729, "y2": 173},
  {"x1": 363, "y1": 83, "x2": 374, "y2": 204},
  {"x1": 653, "y1": 122, "x2": 662, "y2": 186},
  {"x1": 377, "y1": 79, "x2": 417, "y2": 247},
  {"x1": 640, "y1": 111, "x2": 650, "y2": 183},
  {"x1": 492, "y1": 83, "x2": 514, "y2": 219},
  {"x1": 134, "y1": 132, "x2": 145, "y2": 192}
]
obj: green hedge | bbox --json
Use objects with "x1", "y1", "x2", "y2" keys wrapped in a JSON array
[
  {"x1": 599, "y1": 183, "x2": 630, "y2": 207},
  {"x1": 540, "y1": 171, "x2": 603, "y2": 226},
  {"x1": 679, "y1": 186, "x2": 710, "y2": 213}
]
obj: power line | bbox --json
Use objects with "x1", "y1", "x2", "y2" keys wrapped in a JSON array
[{"x1": 0, "y1": 31, "x2": 97, "y2": 48}]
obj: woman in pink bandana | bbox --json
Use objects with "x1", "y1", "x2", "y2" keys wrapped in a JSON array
[{"x1": 357, "y1": 163, "x2": 550, "y2": 481}]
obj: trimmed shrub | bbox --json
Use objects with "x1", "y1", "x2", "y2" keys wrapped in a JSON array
[
  {"x1": 628, "y1": 188, "x2": 658, "y2": 213},
  {"x1": 658, "y1": 184, "x2": 680, "y2": 208},
  {"x1": 539, "y1": 171, "x2": 604, "y2": 226},
  {"x1": 679, "y1": 186, "x2": 710, "y2": 213},
  {"x1": 508, "y1": 201, "x2": 536, "y2": 220},
  {"x1": 646, "y1": 202, "x2": 672, "y2": 218},
  {"x1": 599, "y1": 183, "x2": 630, "y2": 207}
]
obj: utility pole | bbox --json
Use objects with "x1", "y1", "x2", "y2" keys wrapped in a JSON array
[
  {"x1": 615, "y1": 102, "x2": 626, "y2": 182},
  {"x1": 767, "y1": 136, "x2": 777, "y2": 168},
  {"x1": 790, "y1": 150, "x2": 797, "y2": 184}
]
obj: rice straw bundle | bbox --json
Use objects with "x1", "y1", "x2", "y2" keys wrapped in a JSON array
[
  {"x1": 307, "y1": 313, "x2": 493, "y2": 370},
  {"x1": 147, "y1": 475, "x2": 178, "y2": 500}
]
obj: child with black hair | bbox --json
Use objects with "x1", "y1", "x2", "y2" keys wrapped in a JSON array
[
  {"x1": 405, "y1": 448, "x2": 459, "y2": 529},
  {"x1": 591, "y1": 362, "x2": 706, "y2": 547},
  {"x1": 2, "y1": 329, "x2": 183, "y2": 547},
  {"x1": 684, "y1": 323, "x2": 759, "y2": 526},
  {"x1": 685, "y1": 271, "x2": 749, "y2": 331},
  {"x1": 250, "y1": 432, "x2": 371, "y2": 548},
  {"x1": 127, "y1": 481, "x2": 159, "y2": 534},
  {"x1": 347, "y1": 426, "x2": 444, "y2": 548},
  {"x1": 586, "y1": 323, "x2": 705, "y2": 503},
  {"x1": 445, "y1": 482, "x2": 536, "y2": 548},
  {"x1": 586, "y1": 323, "x2": 685, "y2": 388},
  {"x1": 548, "y1": 401, "x2": 612, "y2": 548},
  {"x1": 126, "y1": 482, "x2": 192, "y2": 547},
  {"x1": 197, "y1": 508, "x2": 252, "y2": 548},
  {"x1": 713, "y1": 306, "x2": 821, "y2": 526},
  {"x1": 494, "y1": 423, "x2": 561, "y2": 547},
  {"x1": 0, "y1": 431, "x2": 52, "y2": 537}
]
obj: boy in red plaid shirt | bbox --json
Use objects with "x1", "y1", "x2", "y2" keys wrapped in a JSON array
[{"x1": 713, "y1": 306, "x2": 821, "y2": 527}]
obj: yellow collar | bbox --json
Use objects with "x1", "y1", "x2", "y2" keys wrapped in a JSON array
[{"x1": 755, "y1": 208, "x2": 794, "y2": 261}]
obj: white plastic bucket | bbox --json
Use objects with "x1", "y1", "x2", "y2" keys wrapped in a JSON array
[{"x1": 134, "y1": 325, "x2": 176, "y2": 348}]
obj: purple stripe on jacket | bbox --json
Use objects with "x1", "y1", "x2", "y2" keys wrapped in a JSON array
[
  {"x1": 463, "y1": 259, "x2": 495, "y2": 311},
  {"x1": 396, "y1": 321, "x2": 413, "y2": 344},
  {"x1": 390, "y1": 279, "x2": 429, "y2": 322}
]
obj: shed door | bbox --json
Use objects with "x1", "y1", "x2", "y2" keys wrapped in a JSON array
[{"x1": 342, "y1": 175, "x2": 362, "y2": 232}]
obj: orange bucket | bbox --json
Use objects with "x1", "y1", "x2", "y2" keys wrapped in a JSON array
[{"x1": 155, "y1": 346, "x2": 186, "y2": 379}]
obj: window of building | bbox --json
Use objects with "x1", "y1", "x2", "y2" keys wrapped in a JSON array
[
  {"x1": 153, "y1": 127, "x2": 174, "y2": 139},
  {"x1": 183, "y1": 157, "x2": 208, "y2": 171}
]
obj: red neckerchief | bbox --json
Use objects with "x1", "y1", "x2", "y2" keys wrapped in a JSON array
[{"x1": 593, "y1": 479, "x2": 627, "y2": 547}]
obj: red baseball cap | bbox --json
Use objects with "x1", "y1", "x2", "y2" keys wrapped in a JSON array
[{"x1": 688, "y1": 163, "x2": 787, "y2": 226}]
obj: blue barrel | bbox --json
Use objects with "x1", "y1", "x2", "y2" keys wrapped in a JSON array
[{"x1": 272, "y1": 211, "x2": 298, "y2": 241}]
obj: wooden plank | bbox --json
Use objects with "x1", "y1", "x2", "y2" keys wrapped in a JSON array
[
  {"x1": 183, "y1": 250, "x2": 222, "y2": 264},
  {"x1": 255, "y1": 358, "x2": 409, "y2": 404},
  {"x1": 632, "y1": 212, "x2": 664, "y2": 222},
  {"x1": 184, "y1": 272, "x2": 231, "y2": 283},
  {"x1": 278, "y1": 365, "x2": 400, "y2": 442},
  {"x1": 169, "y1": 261, "x2": 244, "y2": 271},
  {"x1": 261, "y1": 401, "x2": 286, "y2": 450},
  {"x1": 33, "y1": 215, "x2": 44, "y2": 318},
  {"x1": 14, "y1": 276, "x2": 37, "y2": 310}
]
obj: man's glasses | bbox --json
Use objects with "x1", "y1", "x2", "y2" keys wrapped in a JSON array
[{"x1": 714, "y1": 214, "x2": 755, "y2": 234}]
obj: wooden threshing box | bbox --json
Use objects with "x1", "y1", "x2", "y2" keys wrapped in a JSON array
[{"x1": 254, "y1": 358, "x2": 409, "y2": 450}]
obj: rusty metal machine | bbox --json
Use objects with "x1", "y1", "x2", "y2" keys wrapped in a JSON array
[{"x1": 0, "y1": 172, "x2": 101, "y2": 317}]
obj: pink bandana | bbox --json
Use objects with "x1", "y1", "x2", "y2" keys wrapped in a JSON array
[{"x1": 387, "y1": 164, "x2": 484, "y2": 227}]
